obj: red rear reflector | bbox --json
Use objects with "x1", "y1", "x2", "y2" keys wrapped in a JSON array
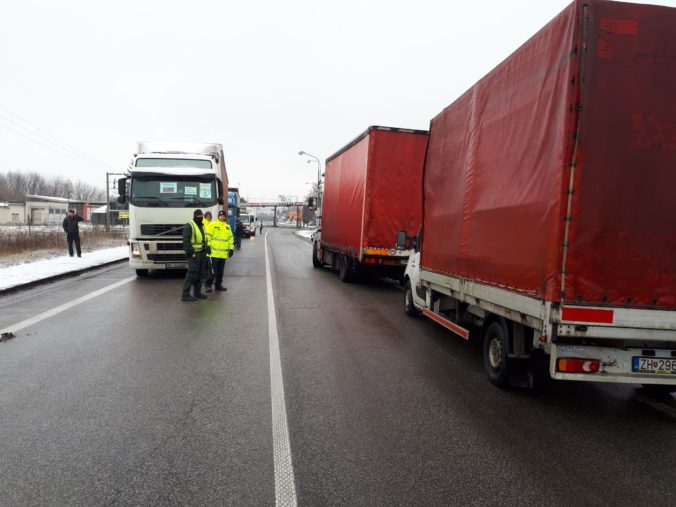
[
  {"x1": 557, "y1": 358, "x2": 601, "y2": 373},
  {"x1": 364, "y1": 258, "x2": 378, "y2": 264},
  {"x1": 561, "y1": 307, "x2": 614, "y2": 324}
]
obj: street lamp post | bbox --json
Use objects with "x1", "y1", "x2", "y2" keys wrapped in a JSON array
[
  {"x1": 298, "y1": 150, "x2": 321, "y2": 194},
  {"x1": 298, "y1": 150, "x2": 322, "y2": 227}
]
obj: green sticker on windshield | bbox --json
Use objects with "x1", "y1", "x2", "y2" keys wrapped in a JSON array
[
  {"x1": 199, "y1": 183, "x2": 212, "y2": 199},
  {"x1": 184, "y1": 186, "x2": 197, "y2": 196}
]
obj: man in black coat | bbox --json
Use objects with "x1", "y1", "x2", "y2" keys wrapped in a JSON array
[
  {"x1": 181, "y1": 209, "x2": 209, "y2": 302},
  {"x1": 62, "y1": 209, "x2": 84, "y2": 257}
]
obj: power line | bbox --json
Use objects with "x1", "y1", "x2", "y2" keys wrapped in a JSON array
[
  {"x1": 0, "y1": 114, "x2": 111, "y2": 172},
  {"x1": 0, "y1": 122, "x2": 111, "y2": 173},
  {"x1": 0, "y1": 103, "x2": 116, "y2": 172}
]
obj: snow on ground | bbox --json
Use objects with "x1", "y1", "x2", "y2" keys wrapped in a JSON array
[
  {"x1": 296, "y1": 229, "x2": 314, "y2": 238},
  {"x1": 0, "y1": 247, "x2": 128, "y2": 291}
]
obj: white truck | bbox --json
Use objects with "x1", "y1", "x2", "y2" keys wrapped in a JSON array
[{"x1": 117, "y1": 142, "x2": 228, "y2": 276}]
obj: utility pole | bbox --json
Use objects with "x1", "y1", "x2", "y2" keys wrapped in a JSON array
[{"x1": 105, "y1": 172, "x2": 110, "y2": 231}]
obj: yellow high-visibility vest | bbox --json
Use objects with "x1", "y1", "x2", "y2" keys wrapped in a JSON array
[
  {"x1": 207, "y1": 220, "x2": 234, "y2": 259},
  {"x1": 189, "y1": 221, "x2": 205, "y2": 252}
]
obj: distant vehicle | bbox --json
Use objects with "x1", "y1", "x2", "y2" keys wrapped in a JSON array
[
  {"x1": 311, "y1": 126, "x2": 428, "y2": 283},
  {"x1": 117, "y1": 142, "x2": 227, "y2": 277},
  {"x1": 227, "y1": 187, "x2": 240, "y2": 233},
  {"x1": 239, "y1": 213, "x2": 255, "y2": 238},
  {"x1": 401, "y1": 0, "x2": 676, "y2": 391}
]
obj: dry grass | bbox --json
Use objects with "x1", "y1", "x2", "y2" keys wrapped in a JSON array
[{"x1": 0, "y1": 225, "x2": 127, "y2": 256}]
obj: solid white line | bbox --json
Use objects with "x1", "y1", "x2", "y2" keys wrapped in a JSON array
[
  {"x1": 0, "y1": 275, "x2": 137, "y2": 335},
  {"x1": 265, "y1": 231, "x2": 298, "y2": 506}
]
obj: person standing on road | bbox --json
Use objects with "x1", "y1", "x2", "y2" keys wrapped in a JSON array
[
  {"x1": 62, "y1": 208, "x2": 84, "y2": 257},
  {"x1": 181, "y1": 209, "x2": 209, "y2": 302},
  {"x1": 202, "y1": 210, "x2": 214, "y2": 292},
  {"x1": 258, "y1": 219, "x2": 263, "y2": 234},
  {"x1": 234, "y1": 218, "x2": 244, "y2": 249},
  {"x1": 205, "y1": 209, "x2": 234, "y2": 292}
]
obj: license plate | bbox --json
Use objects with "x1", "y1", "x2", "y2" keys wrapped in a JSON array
[
  {"x1": 632, "y1": 357, "x2": 676, "y2": 374},
  {"x1": 166, "y1": 263, "x2": 186, "y2": 269}
]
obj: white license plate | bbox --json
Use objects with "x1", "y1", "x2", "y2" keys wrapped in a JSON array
[
  {"x1": 166, "y1": 263, "x2": 186, "y2": 269},
  {"x1": 632, "y1": 357, "x2": 676, "y2": 374}
]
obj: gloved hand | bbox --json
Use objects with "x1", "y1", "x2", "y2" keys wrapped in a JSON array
[{"x1": 229, "y1": 250, "x2": 234, "y2": 257}]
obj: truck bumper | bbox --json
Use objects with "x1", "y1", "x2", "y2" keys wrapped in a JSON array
[{"x1": 550, "y1": 343, "x2": 676, "y2": 384}]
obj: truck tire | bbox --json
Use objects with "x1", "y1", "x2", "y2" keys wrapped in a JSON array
[
  {"x1": 312, "y1": 242, "x2": 322, "y2": 268},
  {"x1": 483, "y1": 320, "x2": 511, "y2": 387},
  {"x1": 338, "y1": 255, "x2": 353, "y2": 283},
  {"x1": 404, "y1": 280, "x2": 420, "y2": 316},
  {"x1": 135, "y1": 269, "x2": 149, "y2": 277}
]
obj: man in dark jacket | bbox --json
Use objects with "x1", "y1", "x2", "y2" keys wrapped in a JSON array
[
  {"x1": 181, "y1": 209, "x2": 209, "y2": 302},
  {"x1": 62, "y1": 209, "x2": 84, "y2": 257},
  {"x1": 234, "y1": 219, "x2": 244, "y2": 249}
]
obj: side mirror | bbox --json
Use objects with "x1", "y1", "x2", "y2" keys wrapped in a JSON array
[
  {"x1": 396, "y1": 231, "x2": 407, "y2": 250},
  {"x1": 117, "y1": 195, "x2": 126, "y2": 204},
  {"x1": 117, "y1": 177, "x2": 127, "y2": 199},
  {"x1": 218, "y1": 198, "x2": 224, "y2": 205},
  {"x1": 307, "y1": 196, "x2": 316, "y2": 210}
]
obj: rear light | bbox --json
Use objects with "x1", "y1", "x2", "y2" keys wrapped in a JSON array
[
  {"x1": 364, "y1": 257, "x2": 378, "y2": 264},
  {"x1": 557, "y1": 358, "x2": 600, "y2": 373}
]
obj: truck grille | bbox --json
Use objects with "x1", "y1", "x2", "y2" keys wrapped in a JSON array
[
  {"x1": 156, "y1": 242, "x2": 183, "y2": 251},
  {"x1": 140, "y1": 224, "x2": 185, "y2": 236},
  {"x1": 147, "y1": 253, "x2": 187, "y2": 262}
]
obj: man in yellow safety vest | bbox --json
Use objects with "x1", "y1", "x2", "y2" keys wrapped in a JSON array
[
  {"x1": 181, "y1": 209, "x2": 209, "y2": 301},
  {"x1": 205, "y1": 209, "x2": 234, "y2": 291}
]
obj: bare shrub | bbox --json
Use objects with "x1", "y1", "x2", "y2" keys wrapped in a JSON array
[{"x1": 0, "y1": 226, "x2": 127, "y2": 256}]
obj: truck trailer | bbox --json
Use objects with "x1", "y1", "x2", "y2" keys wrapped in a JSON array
[
  {"x1": 228, "y1": 187, "x2": 240, "y2": 234},
  {"x1": 402, "y1": 0, "x2": 676, "y2": 391},
  {"x1": 312, "y1": 126, "x2": 428, "y2": 282},
  {"x1": 117, "y1": 142, "x2": 228, "y2": 276}
]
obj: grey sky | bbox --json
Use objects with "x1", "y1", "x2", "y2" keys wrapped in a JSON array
[{"x1": 2, "y1": 0, "x2": 674, "y2": 201}]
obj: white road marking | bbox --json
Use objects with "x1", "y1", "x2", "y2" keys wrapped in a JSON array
[
  {"x1": 0, "y1": 275, "x2": 137, "y2": 335},
  {"x1": 265, "y1": 231, "x2": 298, "y2": 506}
]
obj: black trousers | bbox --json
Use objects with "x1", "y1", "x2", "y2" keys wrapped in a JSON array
[
  {"x1": 182, "y1": 252, "x2": 207, "y2": 297},
  {"x1": 209, "y1": 257, "x2": 226, "y2": 288},
  {"x1": 67, "y1": 235, "x2": 81, "y2": 257}
]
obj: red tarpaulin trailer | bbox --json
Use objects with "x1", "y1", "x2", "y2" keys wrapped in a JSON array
[
  {"x1": 315, "y1": 126, "x2": 428, "y2": 281},
  {"x1": 421, "y1": 0, "x2": 676, "y2": 310}
]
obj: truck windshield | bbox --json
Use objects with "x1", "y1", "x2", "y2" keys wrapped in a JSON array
[
  {"x1": 135, "y1": 158, "x2": 212, "y2": 169},
  {"x1": 130, "y1": 175, "x2": 218, "y2": 207}
]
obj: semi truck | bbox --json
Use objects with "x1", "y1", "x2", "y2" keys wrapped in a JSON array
[
  {"x1": 117, "y1": 142, "x2": 228, "y2": 276},
  {"x1": 401, "y1": 0, "x2": 676, "y2": 391},
  {"x1": 228, "y1": 187, "x2": 240, "y2": 233},
  {"x1": 312, "y1": 126, "x2": 428, "y2": 282}
]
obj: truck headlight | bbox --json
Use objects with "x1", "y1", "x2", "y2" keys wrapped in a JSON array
[{"x1": 131, "y1": 243, "x2": 141, "y2": 257}]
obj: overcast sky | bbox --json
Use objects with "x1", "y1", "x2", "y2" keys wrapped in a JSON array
[{"x1": 2, "y1": 0, "x2": 675, "y2": 201}]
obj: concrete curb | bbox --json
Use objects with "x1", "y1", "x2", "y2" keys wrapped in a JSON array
[{"x1": 0, "y1": 258, "x2": 129, "y2": 296}]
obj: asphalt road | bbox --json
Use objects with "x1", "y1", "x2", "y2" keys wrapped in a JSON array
[{"x1": 0, "y1": 228, "x2": 674, "y2": 506}]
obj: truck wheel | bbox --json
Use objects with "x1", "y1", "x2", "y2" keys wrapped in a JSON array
[
  {"x1": 404, "y1": 280, "x2": 420, "y2": 317},
  {"x1": 312, "y1": 242, "x2": 322, "y2": 268},
  {"x1": 338, "y1": 255, "x2": 353, "y2": 283},
  {"x1": 483, "y1": 321, "x2": 511, "y2": 387},
  {"x1": 135, "y1": 269, "x2": 149, "y2": 277}
]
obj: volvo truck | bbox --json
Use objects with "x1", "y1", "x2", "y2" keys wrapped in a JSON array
[{"x1": 117, "y1": 142, "x2": 228, "y2": 276}]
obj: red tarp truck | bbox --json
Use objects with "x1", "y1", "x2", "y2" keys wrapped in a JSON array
[
  {"x1": 401, "y1": 0, "x2": 676, "y2": 390},
  {"x1": 312, "y1": 126, "x2": 428, "y2": 282}
]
